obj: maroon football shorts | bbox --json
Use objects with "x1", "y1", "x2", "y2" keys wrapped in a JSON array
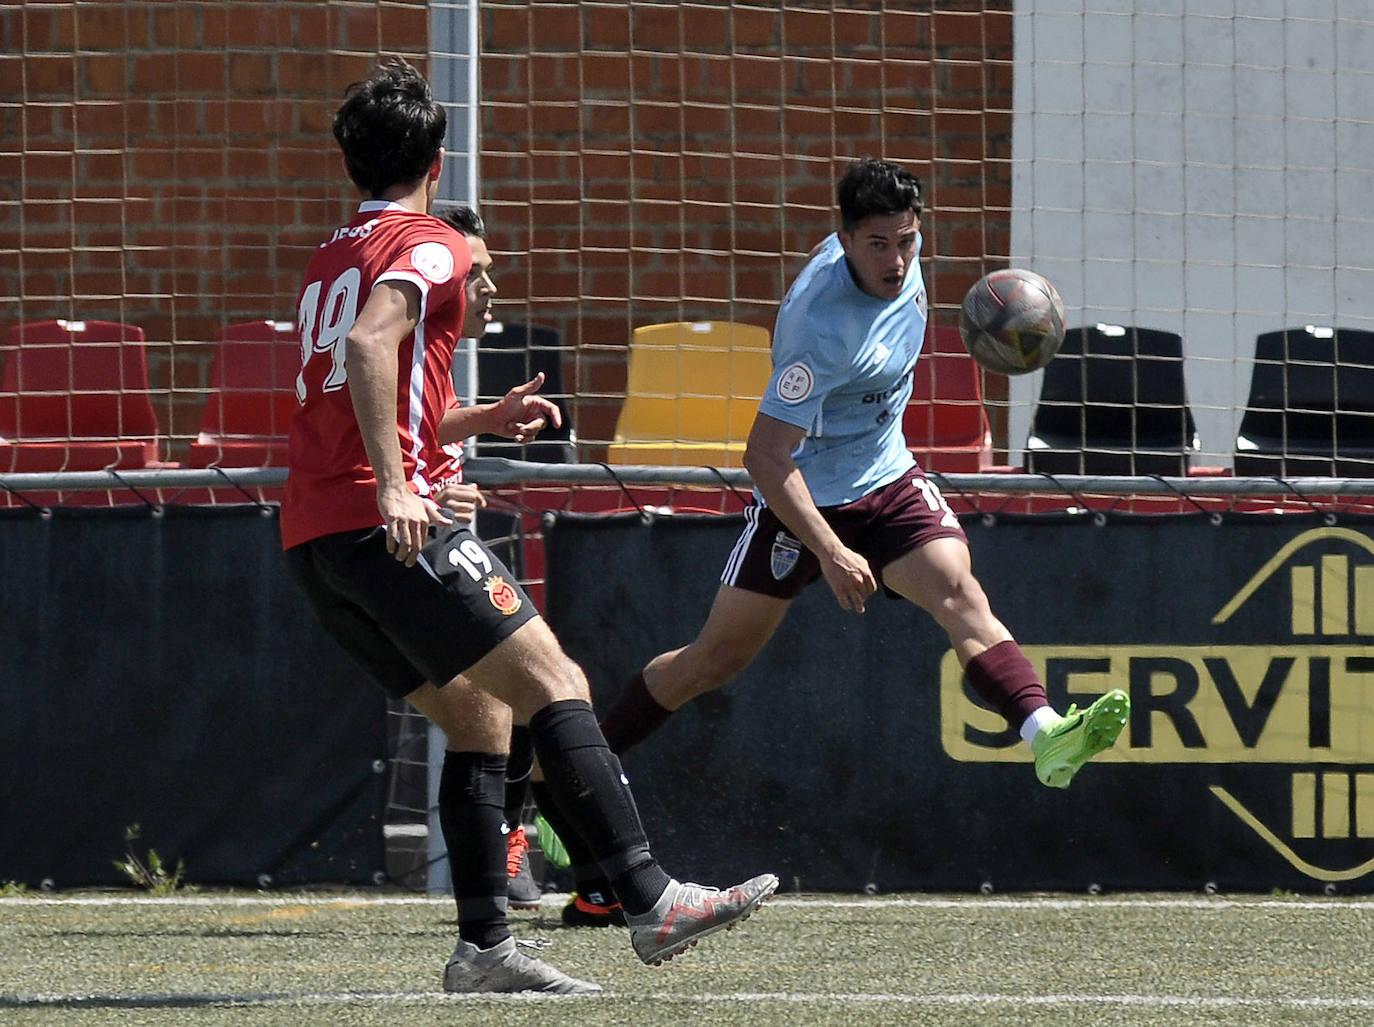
[{"x1": 721, "y1": 471, "x2": 968, "y2": 599}]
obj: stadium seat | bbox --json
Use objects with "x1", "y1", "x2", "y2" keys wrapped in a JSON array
[
  {"x1": 606, "y1": 320, "x2": 772, "y2": 467},
  {"x1": 904, "y1": 324, "x2": 995, "y2": 472},
  {"x1": 0, "y1": 318, "x2": 169, "y2": 473},
  {"x1": 186, "y1": 320, "x2": 301, "y2": 468},
  {"x1": 1024, "y1": 323, "x2": 1200, "y2": 476},
  {"x1": 1233, "y1": 325, "x2": 1374, "y2": 477},
  {"x1": 474, "y1": 322, "x2": 576, "y2": 463}
]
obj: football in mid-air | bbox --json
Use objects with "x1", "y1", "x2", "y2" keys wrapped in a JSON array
[{"x1": 957, "y1": 268, "x2": 1066, "y2": 375}]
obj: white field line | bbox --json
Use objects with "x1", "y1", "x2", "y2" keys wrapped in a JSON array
[
  {"x1": 3, "y1": 892, "x2": 1372, "y2": 912},
  {"x1": 3, "y1": 991, "x2": 1374, "y2": 1011}
]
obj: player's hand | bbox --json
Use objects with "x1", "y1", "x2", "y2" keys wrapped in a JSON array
[
  {"x1": 432, "y1": 482, "x2": 487, "y2": 524},
  {"x1": 378, "y1": 487, "x2": 452, "y2": 567},
  {"x1": 819, "y1": 546, "x2": 878, "y2": 613},
  {"x1": 491, "y1": 372, "x2": 562, "y2": 442}
]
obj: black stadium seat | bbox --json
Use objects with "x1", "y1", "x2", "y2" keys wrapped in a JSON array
[
  {"x1": 1025, "y1": 323, "x2": 1199, "y2": 476},
  {"x1": 1233, "y1": 325, "x2": 1374, "y2": 477},
  {"x1": 474, "y1": 322, "x2": 576, "y2": 463}
]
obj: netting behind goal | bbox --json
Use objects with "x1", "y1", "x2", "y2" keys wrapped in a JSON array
[
  {"x1": 475, "y1": 1, "x2": 1374, "y2": 476},
  {"x1": 6, "y1": 3, "x2": 1368, "y2": 481},
  {"x1": 5, "y1": 1, "x2": 1374, "y2": 889}
]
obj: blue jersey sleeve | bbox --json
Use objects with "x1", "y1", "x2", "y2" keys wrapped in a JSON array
[
  {"x1": 758, "y1": 235, "x2": 848, "y2": 432},
  {"x1": 758, "y1": 323, "x2": 847, "y2": 432}
]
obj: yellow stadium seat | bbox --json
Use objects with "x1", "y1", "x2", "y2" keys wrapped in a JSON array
[{"x1": 606, "y1": 320, "x2": 772, "y2": 467}]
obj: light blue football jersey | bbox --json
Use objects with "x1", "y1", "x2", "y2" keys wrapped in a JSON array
[{"x1": 756, "y1": 232, "x2": 927, "y2": 507}]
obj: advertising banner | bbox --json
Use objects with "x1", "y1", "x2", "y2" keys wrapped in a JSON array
[
  {"x1": 546, "y1": 510, "x2": 1374, "y2": 893},
  {"x1": 0, "y1": 506, "x2": 387, "y2": 888}
]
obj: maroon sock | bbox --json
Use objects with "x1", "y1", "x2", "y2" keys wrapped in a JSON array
[
  {"x1": 599, "y1": 670, "x2": 672, "y2": 754},
  {"x1": 963, "y1": 640, "x2": 1049, "y2": 730}
]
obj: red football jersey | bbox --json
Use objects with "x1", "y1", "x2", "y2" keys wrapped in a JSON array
[{"x1": 281, "y1": 201, "x2": 472, "y2": 550}]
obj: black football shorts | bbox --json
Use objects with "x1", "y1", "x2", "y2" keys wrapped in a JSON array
[{"x1": 285, "y1": 522, "x2": 538, "y2": 699}]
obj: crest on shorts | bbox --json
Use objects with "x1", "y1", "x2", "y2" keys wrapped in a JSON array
[
  {"x1": 484, "y1": 575, "x2": 522, "y2": 616},
  {"x1": 770, "y1": 532, "x2": 801, "y2": 580}
]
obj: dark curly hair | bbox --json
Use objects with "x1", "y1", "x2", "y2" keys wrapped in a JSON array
[
  {"x1": 431, "y1": 203, "x2": 487, "y2": 239},
  {"x1": 332, "y1": 57, "x2": 447, "y2": 197},
  {"x1": 837, "y1": 158, "x2": 923, "y2": 233}
]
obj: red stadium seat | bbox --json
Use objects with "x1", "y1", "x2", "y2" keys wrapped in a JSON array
[
  {"x1": 187, "y1": 320, "x2": 301, "y2": 468},
  {"x1": 904, "y1": 323, "x2": 995, "y2": 472},
  {"x1": 0, "y1": 319, "x2": 167, "y2": 473}
]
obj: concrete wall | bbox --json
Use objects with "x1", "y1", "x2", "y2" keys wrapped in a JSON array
[{"x1": 1008, "y1": 1, "x2": 1374, "y2": 466}]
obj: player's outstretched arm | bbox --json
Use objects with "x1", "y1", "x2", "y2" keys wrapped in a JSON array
[{"x1": 438, "y1": 372, "x2": 562, "y2": 444}]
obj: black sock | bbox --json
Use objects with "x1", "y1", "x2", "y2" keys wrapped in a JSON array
[
  {"x1": 505, "y1": 725, "x2": 534, "y2": 828},
  {"x1": 438, "y1": 750, "x2": 510, "y2": 949},
  {"x1": 599, "y1": 670, "x2": 673, "y2": 753},
  {"x1": 531, "y1": 781, "x2": 615, "y2": 906},
  {"x1": 529, "y1": 699, "x2": 671, "y2": 916}
]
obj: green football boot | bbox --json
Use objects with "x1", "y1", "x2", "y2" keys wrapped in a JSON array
[{"x1": 1031, "y1": 690, "x2": 1130, "y2": 789}]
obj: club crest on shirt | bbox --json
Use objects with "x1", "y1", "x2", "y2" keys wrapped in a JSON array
[
  {"x1": 776, "y1": 362, "x2": 814, "y2": 403},
  {"x1": 411, "y1": 241, "x2": 455, "y2": 284},
  {"x1": 770, "y1": 532, "x2": 801, "y2": 580},
  {"x1": 484, "y1": 575, "x2": 522, "y2": 615}
]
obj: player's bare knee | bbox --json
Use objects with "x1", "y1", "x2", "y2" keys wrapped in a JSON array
[
  {"x1": 693, "y1": 640, "x2": 754, "y2": 691},
  {"x1": 506, "y1": 665, "x2": 590, "y2": 723},
  {"x1": 540, "y1": 656, "x2": 592, "y2": 704},
  {"x1": 935, "y1": 575, "x2": 991, "y2": 625}
]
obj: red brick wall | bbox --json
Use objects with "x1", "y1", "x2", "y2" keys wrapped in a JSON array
[
  {"x1": 478, "y1": 1, "x2": 1014, "y2": 447},
  {"x1": 0, "y1": 1, "x2": 1012, "y2": 459},
  {"x1": 0, "y1": 1, "x2": 429, "y2": 456}
]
